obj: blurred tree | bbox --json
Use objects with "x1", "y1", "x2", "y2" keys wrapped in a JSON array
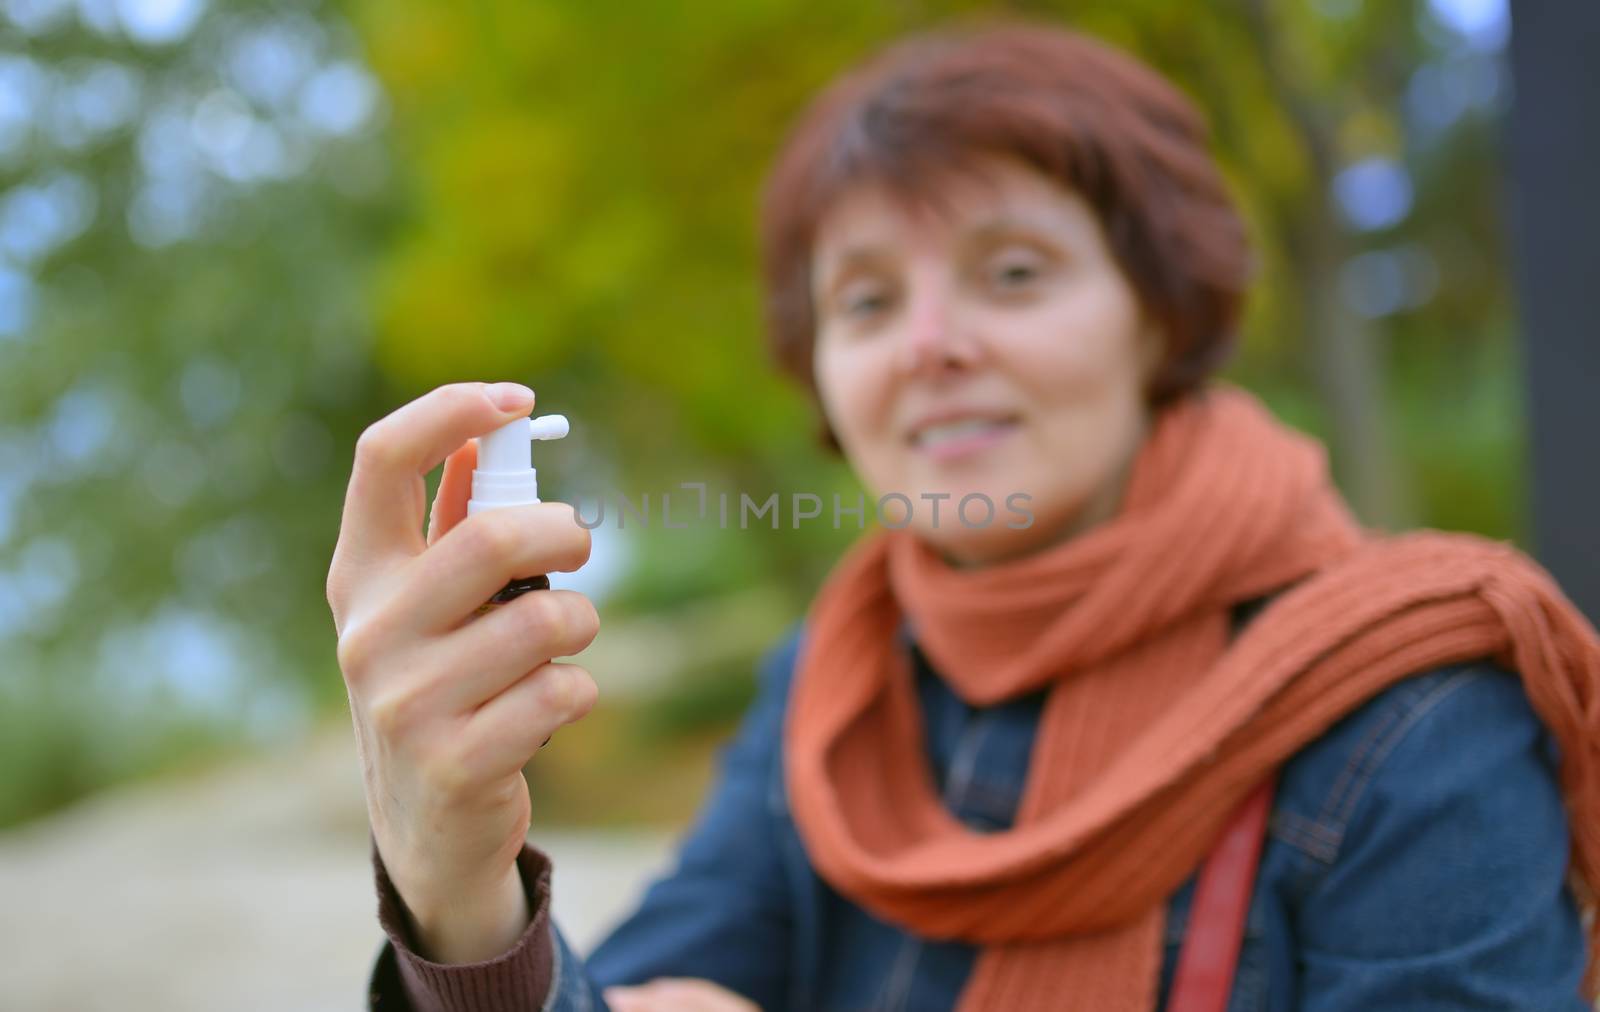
[
  {"x1": 0, "y1": 0, "x2": 396, "y2": 826},
  {"x1": 1036, "y1": 0, "x2": 1515, "y2": 530}
]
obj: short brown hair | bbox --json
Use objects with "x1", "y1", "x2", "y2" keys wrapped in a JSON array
[{"x1": 758, "y1": 18, "x2": 1253, "y2": 451}]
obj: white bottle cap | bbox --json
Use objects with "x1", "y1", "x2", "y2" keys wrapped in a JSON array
[{"x1": 467, "y1": 413, "x2": 569, "y2": 515}]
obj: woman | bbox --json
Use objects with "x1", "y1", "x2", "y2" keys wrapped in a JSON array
[{"x1": 330, "y1": 18, "x2": 1600, "y2": 1012}]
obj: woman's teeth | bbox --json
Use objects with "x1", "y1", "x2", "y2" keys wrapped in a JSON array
[{"x1": 914, "y1": 419, "x2": 1012, "y2": 447}]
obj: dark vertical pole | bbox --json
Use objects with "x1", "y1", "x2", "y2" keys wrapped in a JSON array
[{"x1": 1505, "y1": 0, "x2": 1600, "y2": 623}]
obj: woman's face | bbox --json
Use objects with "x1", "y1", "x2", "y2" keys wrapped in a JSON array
[{"x1": 810, "y1": 155, "x2": 1163, "y2": 567}]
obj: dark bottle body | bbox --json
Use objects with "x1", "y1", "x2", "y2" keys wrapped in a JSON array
[{"x1": 474, "y1": 574, "x2": 550, "y2": 614}]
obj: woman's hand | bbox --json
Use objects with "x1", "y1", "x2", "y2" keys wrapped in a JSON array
[
  {"x1": 603, "y1": 978, "x2": 762, "y2": 1011},
  {"x1": 326, "y1": 382, "x2": 599, "y2": 963}
]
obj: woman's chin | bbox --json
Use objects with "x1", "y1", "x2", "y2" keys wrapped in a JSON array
[{"x1": 909, "y1": 522, "x2": 1031, "y2": 570}]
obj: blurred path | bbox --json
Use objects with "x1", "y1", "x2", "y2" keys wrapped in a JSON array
[{"x1": 0, "y1": 723, "x2": 675, "y2": 1012}]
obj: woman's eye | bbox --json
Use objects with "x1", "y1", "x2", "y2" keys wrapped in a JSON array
[
  {"x1": 840, "y1": 288, "x2": 890, "y2": 318},
  {"x1": 990, "y1": 258, "x2": 1041, "y2": 287}
]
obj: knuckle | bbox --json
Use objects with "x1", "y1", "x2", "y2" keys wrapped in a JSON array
[
  {"x1": 546, "y1": 592, "x2": 577, "y2": 642},
  {"x1": 444, "y1": 381, "x2": 488, "y2": 409},
  {"x1": 353, "y1": 422, "x2": 396, "y2": 471},
  {"x1": 461, "y1": 512, "x2": 518, "y2": 563},
  {"x1": 539, "y1": 667, "x2": 578, "y2": 715},
  {"x1": 325, "y1": 569, "x2": 345, "y2": 625},
  {"x1": 367, "y1": 687, "x2": 423, "y2": 738},
  {"x1": 545, "y1": 665, "x2": 595, "y2": 720},
  {"x1": 335, "y1": 620, "x2": 381, "y2": 680},
  {"x1": 517, "y1": 591, "x2": 567, "y2": 647},
  {"x1": 325, "y1": 553, "x2": 359, "y2": 628}
]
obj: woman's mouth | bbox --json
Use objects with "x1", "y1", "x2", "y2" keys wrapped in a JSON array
[{"x1": 910, "y1": 417, "x2": 1020, "y2": 462}]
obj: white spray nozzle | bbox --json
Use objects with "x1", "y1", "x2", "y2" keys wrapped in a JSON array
[
  {"x1": 529, "y1": 414, "x2": 569, "y2": 441},
  {"x1": 468, "y1": 412, "x2": 570, "y2": 515}
]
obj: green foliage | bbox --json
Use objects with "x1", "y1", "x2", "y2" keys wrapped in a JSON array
[
  {"x1": 1, "y1": 0, "x2": 1526, "y2": 829},
  {"x1": 0, "y1": 0, "x2": 397, "y2": 827}
]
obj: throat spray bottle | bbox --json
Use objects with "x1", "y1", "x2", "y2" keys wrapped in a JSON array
[{"x1": 468, "y1": 411, "x2": 570, "y2": 615}]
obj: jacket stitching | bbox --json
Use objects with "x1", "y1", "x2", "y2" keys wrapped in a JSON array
[
  {"x1": 1313, "y1": 697, "x2": 1407, "y2": 837},
  {"x1": 1314, "y1": 668, "x2": 1485, "y2": 855},
  {"x1": 1268, "y1": 810, "x2": 1341, "y2": 865},
  {"x1": 941, "y1": 700, "x2": 993, "y2": 813},
  {"x1": 1309, "y1": 672, "x2": 1437, "y2": 836},
  {"x1": 1332, "y1": 668, "x2": 1483, "y2": 831}
]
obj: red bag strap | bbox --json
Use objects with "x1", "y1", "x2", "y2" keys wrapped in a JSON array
[{"x1": 1165, "y1": 772, "x2": 1277, "y2": 1012}]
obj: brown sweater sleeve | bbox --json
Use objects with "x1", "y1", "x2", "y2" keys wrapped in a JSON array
[{"x1": 366, "y1": 835, "x2": 557, "y2": 1012}]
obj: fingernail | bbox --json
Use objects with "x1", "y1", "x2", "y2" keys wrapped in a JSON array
[{"x1": 486, "y1": 382, "x2": 535, "y2": 411}]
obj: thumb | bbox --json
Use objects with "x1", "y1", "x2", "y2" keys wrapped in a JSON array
[{"x1": 427, "y1": 439, "x2": 478, "y2": 547}]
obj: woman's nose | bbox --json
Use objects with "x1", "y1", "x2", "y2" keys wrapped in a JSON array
[{"x1": 895, "y1": 278, "x2": 973, "y2": 375}]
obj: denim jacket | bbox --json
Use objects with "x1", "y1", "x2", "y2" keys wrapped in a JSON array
[
  {"x1": 371, "y1": 605, "x2": 1587, "y2": 1005},
  {"x1": 374, "y1": 613, "x2": 1590, "y2": 1011}
]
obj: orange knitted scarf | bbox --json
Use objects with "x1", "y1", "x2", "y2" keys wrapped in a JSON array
[{"x1": 784, "y1": 384, "x2": 1600, "y2": 1011}]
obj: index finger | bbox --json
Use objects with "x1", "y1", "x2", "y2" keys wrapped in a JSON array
[
  {"x1": 333, "y1": 381, "x2": 536, "y2": 574},
  {"x1": 427, "y1": 438, "x2": 478, "y2": 547}
]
